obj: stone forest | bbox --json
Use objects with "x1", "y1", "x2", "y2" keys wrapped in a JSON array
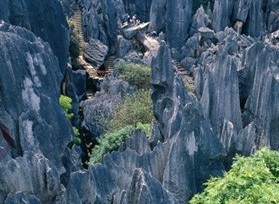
[{"x1": 0, "y1": 0, "x2": 279, "y2": 203}]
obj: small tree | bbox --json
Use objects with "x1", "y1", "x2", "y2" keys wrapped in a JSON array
[{"x1": 190, "y1": 148, "x2": 279, "y2": 204}]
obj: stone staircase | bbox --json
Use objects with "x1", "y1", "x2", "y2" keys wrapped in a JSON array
[
  {"x1": 103, "y1": 55, "x2": 116, "y2": 75},
  {"x1": 72, "y1": 11, "x2": 116, "y2": 98},
  {"x1": 78, "y1": 56, "x2": 102, "y2": 99},
  {"x1": 72, "y1": 10, "x2": 85, "y2": 47},
  {"x1": 172, "y1": 60, "x2": 195, "y2": 93}
]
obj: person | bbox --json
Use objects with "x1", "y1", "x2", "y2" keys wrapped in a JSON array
[
  {"x1": 150, "y1": 31, "x2": 157, "y2": 37},
  {"x1": 132, "y1": 15, "x2": 137, "y2": 26},
  {"x1": 136, "y1": 19, "x2": 140, "y2": 26},
  {"x1": 127, "y1": 15, "x2": 132, "y2": 26}
]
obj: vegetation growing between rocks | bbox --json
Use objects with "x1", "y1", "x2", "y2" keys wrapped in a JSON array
[
  {"x1": 189, "y1": 148, "x2": 279, "y2": 204},
  {"x1": 110, "y1": 90, "x2": 152, "y2": 130},
  {"x1": 59, "y1": 95, "x2": 81, "y2": 147},
  {"x1": 89, "y1": 90, "x2": 152, "y2": 164},
  {"x1": 115, "y1": 62, "x2": 151, "y2": 90},
  {"x1": 68, "y1": 19, "x2": 81, "y2": 59}
]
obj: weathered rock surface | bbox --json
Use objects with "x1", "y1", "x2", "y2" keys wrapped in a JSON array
[
  {"x1": 83, "y1": 0, "x2": 118, "y2": 53},
  {"x1": 83, "y1": 39, "x2": 109, "y2": 68},
  {"x1": 166, "y1": 0, "x2": 193, "y2": 48},
  {"x1": 1, "y1": 1, "x2": 279, "y2": 203},
  {"x1": 123, "y1": 0, "x2": 152, "y2": 22},
  {"x1": 81, "y1": 76, "x2": 132, "y2": 138},
  {"x1": 0, "y1": 21, "x2": 76, "y2": 203},
  {"x1": 4, "y1": 192, "x2": 41, "y2": 204},
  {"x1": 148, "y1": 0, "x2": 167, "y2": 33},
  {"x1": 191, "y1": 26, "x2": 279, "y2": 157},
  {"x1": 0, "y1": 0, "x2": 69, "y2": 72},
  {"x1": 122, "y1": 22, "x2": 150, "y2": 39},
  {"x1": 149, "y1": 0, "x2": 193, "y2": 48},
  {"x1": 60, "y1": 41, "x2": 224, "y2": 204},
  {"x1": 212, "y1": 0, "x2": 279, "y2": 37}
]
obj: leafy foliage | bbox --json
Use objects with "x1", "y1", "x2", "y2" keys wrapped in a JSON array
[
  {"x1": 68, "y1": 19, "x2": 81, "y2": 59},
  {"x1": 189, "y1": 148, "x2": 279, "y2": 204},
  {"x1": 89, "y1": 90, "x2": 153, "y2": 164},
  {"x1": 115, "y1": 62, "x2": 151, "y2": 90},
  {"x1": 89, "y1": 125, "x2": 134, "y2": 164},
  {"x1": 59, "y1": 95, "x2": 74, "y2": 120},
  {"x1": 59, "y1": 95, "x2": 80, "y2": 147},
  {"x1": 110, "y1": 90, "x2": 153, "y2": 130}
]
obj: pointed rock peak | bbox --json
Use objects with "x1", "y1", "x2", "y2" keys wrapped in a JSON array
[{"x1": 151, "y1": 41, "x2": 174, "y2": 87}]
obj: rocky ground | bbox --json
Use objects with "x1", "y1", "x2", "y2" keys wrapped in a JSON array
[{"x1": 0, "y1": 0, "x2": 279, "y2": 203}]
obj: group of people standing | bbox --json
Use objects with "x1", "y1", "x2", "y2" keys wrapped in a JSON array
[{"x1": 125, "y1": 14, "x2": 140, "y2": 26}]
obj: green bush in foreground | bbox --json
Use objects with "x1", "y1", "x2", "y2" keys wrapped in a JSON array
[
  {"x1": 189, "y1": 148, "x2": 279, "y2": 204},
  {"x1": 115, "y1": 62, "x2": 151, "y2": 90}
]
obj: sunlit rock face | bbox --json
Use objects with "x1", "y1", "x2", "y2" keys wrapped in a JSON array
[
  {"x1": 0, "y1": 0, "x2": 69, "y2": 72},
  {"x1": 0, "y1": 21, "x2": 75, "y2": 203}
]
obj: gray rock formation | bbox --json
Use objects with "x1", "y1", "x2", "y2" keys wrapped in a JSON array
[
  {"x1": 4, "y1": 192, "x2": 41, "y2": 204},
  {"x1": 123, "y1": 0, "x2": 152, "y2": 22},
  {"x1": 71, "y1": 70, "x2": 87, "y2": 102},
  {"x1": 212, "y1": 0, "x2": 279, "y2": 37},
  {"x1": 60, "y1": 41, "x2": 224, "y2": 204},
  {"x1": 83, "y1": 0, "x2": 118, "y2": 53},
  {"x1": 117, "y1": 35, "x2": 136, "y2": 58},
  {"x1": 190, "y1": 6, "x2": 211, "y2": 36},
  {"x1": 81, "y1": 76, "x2": 132, "y2": 138},
  {"x1": 242, "y1": 41, "x2": 279, "y2": 150},
  {"x1": 1, "y1": 1, "x2": 279, "y2": 203},
  {"x1": 212, "y1": 0, "x2": 234, "y2": 32},
  {"x1": 83, "y1": 39, "x2": 109, "y2": 68},
  {"x1": 0, "y1": 0, "x2": 69, "y2": 72},
  {"x1": 191, "y1": 26, "x2": 279, "y2": 157},
  {"x1": 0, "y1": 21, "x2": 77, "y2": 203},
  {"x1": 122, "y1": 22, "x2": 150, "y2": 39},
  {"x1": 149, "y1": 0, "x2": 193, "y2": 48},
  {"x1": 166, "y1": 0, "x2": 193, "y2": 48},
  {"x1": 148, "y1": 0, "x2": 167, "y2": 33}
]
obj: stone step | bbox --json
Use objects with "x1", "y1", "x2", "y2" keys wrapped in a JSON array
[
  {"x1": 172, "y1": 59, "x2": 195, "y2": 92},
  {"x1": 72, "y1": 10, "x2": 85, "y2": 44},
  {"x1": 104, "y1": 55, "x2": 116, "y2": 71}
]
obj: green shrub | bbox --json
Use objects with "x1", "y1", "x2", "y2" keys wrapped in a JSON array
[
  {"x1": 136, "y1": 122, "x2": 151, "y2": 136},
  {"x1": 89, "y1": 123, "x2": 150, "y2": 164},
  {"x1": 89, "y1": 125, "x2": 134, "y2": 164},
  {"x1": 89, "y1": 90, "x2": 152, "y2": 165},
  {"x1": 189, "y1": 148, "x2": 279, "y2": 204},
  {"x1": 59, "y1": 95, "x2": 80, "y2": 148},
  {"x1": 110, "y1": 90, "x2": 153, "y2": 130},
  {"x1": 68, "y1": 19, "x2": 81, "y2": 58},
  {"x1": 115, "y1": 62, "x2": 151, "y2": 90},
  {"x1": 59, "y1": 95, "x2": 74, "y2": 120}
]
